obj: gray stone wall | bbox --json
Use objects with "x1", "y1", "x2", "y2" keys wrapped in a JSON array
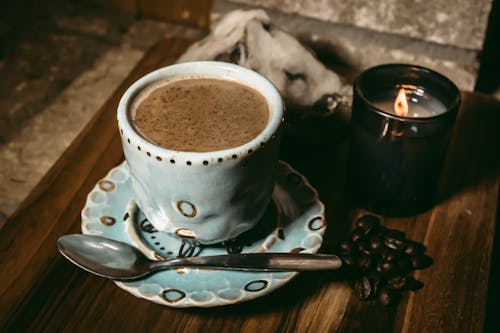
[
  {"x1": 213, "y1": 0, "x2": 481, "y2": 90},
  {"x1": 229, "y1": 0, "x2": 493, "y2": 50}
]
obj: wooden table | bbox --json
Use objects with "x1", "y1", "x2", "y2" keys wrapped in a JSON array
[{"x1": 1, "y1": 38, "x2": 499, "y2": 332}]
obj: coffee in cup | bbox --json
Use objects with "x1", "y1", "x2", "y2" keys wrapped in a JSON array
[
  {"x1": 132, "y1": 77, "x2": 270, "y2": 152},
  {"x1": 117, "y1": 61, "x2": 284, "y2": 244}
]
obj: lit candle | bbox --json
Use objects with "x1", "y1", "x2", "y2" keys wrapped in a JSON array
[
  {"x1": 372, "y1": 86, "x2": 447, "y2": 118},
  {"x1": 347, "y1": 64, "x2": 461, "y2": 216}
]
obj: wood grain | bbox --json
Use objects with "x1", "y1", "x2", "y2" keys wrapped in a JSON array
[
  {"x1": 81, "y1": 0, "x2": 137, "y2": 13},
  {"x1": 399, "y1": 93, "x2": 500, "y2": 333},
  {"x1": 81, "y1": 0, "x2": 212, "y2": 29},
  {"x1": 0, "y1": 37, "x2": 499, "y2": 332},
  {"x1": 138, "y1": 0, "x2": 212, "y2": 28}
]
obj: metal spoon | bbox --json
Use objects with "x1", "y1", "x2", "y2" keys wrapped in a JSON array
[{"x1": 57, "y1": 234, "x2": 342, "y2": 281}]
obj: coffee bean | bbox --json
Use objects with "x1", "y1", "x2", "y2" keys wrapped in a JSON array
[
  {"x1": 355, "y1": 215, "x2": 381, "y2": 230},
  {"x1": 340, "y1": 218, "x2": 432, "y2": 307},
  {"x1": 381, "y1": 248, "x2": 399, "y2": 262},
  {"x1": 396, "y1": 254, "x2": 413, "y2": 274},
  {"x1": 357, "y1": 255, "x2": 373, "y2": 272},
  {"x1": 378, "y1": 287, "x2": 399, "y2": 306},
  {"x1": 368, "y1": 270, "x2": 384, "y2": 282},
  {"x1": 381, "y1": 261, "x2": 396, "y2": 274},
  {"x1": 340, "y1": 240, "x2": 355, "y2": 254},
  {"x1": 387, "y1": 276, "x2": 407, "y2": 290},
  {"x1": 411, "y1": 255, "x2": 433, "y2": 269},
  {"x1": 371, "y1": 277, "x2": 382, "y2": 296},
  {"x1": 405, "y1": 276, "x2": 424, "y2": 291},
  {"x1": 351, "y1": 227, "x2": 366, "y2": 243},
  {"x1": 357, "y1": 241, "x2": 372, "y2": 256},
  {"x1": 405, "y1": 241, "x2": 426, "y2": 256},
  {"x1": 341, "y1": 254, "x2": 356, "y2": 267},
  {"x1": 384, "y1": 237, "x2": 407, "y2": 251},
  {"x1": 355, "y1": 215, "x2": 381, "y2": 236},
  {"x1": 368, "y1": 235, "x2": 384, "y2": 251},
  {"x1": 354, "y1": 277, "x2": 372, "y2": 300}
]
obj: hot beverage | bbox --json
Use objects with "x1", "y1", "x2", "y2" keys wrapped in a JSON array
[{"x1": 132, "y1": 77, "x2": 269, "y2": 152}]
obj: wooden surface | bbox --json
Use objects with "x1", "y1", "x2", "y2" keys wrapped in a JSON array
[
  {"x1": 83, "y1": 0, "x2": 212, "y2": 28},
  {"x1": 138, "y1": 0, "x2": 212, "y2": 28},
  {"x1": 82, "y1": 0, "x2": 137, "y2": 13},
  {"x1": 1, "y1": 37, "x2": 499, "y2": 332}
]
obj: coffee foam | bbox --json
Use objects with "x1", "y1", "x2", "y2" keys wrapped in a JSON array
[
  {"x1": 131, "y1": 76, "x2": 270, "y2": 152},
  {"x1": 131, "y1": 75, "x2": 205, "y2": 119}
]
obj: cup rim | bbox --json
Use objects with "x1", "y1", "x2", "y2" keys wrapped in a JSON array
[{"x1": 117, "y1": 61, "x2": 284, "y2": 162}]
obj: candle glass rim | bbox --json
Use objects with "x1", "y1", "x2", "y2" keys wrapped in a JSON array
[{"x1": 354, "y1": 63, "x2": 461, "y2": 123}]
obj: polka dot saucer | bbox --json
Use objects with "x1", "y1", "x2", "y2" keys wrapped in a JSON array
[{"x1": 81, "y1": 160, "x2": 326, "y2": 307}]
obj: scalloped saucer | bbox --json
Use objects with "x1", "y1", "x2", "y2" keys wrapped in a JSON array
[{"x1": 81, "y1": 160, "x2": 326, "y2": 307}]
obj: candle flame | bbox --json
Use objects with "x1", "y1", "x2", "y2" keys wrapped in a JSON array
[{"x1": 394, "y1": 88, "x2": 408, "y2": 116}]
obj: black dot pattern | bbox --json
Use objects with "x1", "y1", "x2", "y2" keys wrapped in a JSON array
[{"x1": 122, "y1": 136, "x2": 272, "y2": 166}]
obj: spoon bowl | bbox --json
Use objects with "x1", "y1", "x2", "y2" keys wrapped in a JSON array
[{"x1": 58, "y1": 234, "x2": 153, "y2": 280}]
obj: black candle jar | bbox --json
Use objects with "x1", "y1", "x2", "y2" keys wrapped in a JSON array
[{"x1": 347, "y1": 64, "x2": 461, "y2": 216}]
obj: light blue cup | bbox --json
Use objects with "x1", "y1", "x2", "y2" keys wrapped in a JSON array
[{"x1": 117, "y1": 61, "x2": 284, "y2": 244}]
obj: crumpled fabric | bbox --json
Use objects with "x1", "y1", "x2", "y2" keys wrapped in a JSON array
[{"x1": 178, "y1": 9, "x2": 351, "y2": 109}]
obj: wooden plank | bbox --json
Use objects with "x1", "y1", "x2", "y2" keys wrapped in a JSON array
[
  {"x1": 81, "y1": 0, "x2": 137, "y2": 14},
  {"x1": 397, "y1": 92, "x2": 500, "y2": 332},
  {"x1": 138, "y1": 0, "x2": 212, "y2": 28},
  {"x1": 80, "y1": 0, "x2": 212, "y2": 29}
]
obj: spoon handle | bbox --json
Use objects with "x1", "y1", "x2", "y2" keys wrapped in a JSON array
[{"x1": 149, "y1": 253, "x2": 342, "y2": 272}]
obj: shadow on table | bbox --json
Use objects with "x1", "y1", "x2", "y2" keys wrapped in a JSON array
[{"x1": 182, "y1": 270, "x2": 345, "y2": 320}]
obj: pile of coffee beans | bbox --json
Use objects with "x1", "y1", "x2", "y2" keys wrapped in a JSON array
[{"x1": 338, "y1": 215, "x2": 432, "y2": 306}]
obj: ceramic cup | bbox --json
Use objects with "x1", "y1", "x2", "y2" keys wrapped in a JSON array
[{"x1": 117, "y1": 61, "x2": 284, "y2": 244}]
